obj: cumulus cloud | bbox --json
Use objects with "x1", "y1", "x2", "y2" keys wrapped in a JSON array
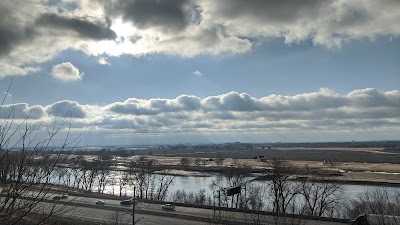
[
  {"x1": 203, "y1": 0, "x2": 400, "y2": 48},
  {"x1": 51, "y1": 62, "x2": 83, "y2": 81},
  {"x1": 101, "y1": 88, "x2": 400, "y2": 135},
  {"x1": 0, "y1": 1, "x2": 118, "y2": 78},
  {"x1": 98, "y1": 57, "x2": 111, "y2": 66},
  {"x1": 2, "y1": 0, "x2": 399, "y2": 78},
  {"x1": 0, "y1": 103, "x2": 45, "y2": 119},
  {"x1": 4, "y1": 88, "x2": 400, "y2": 143},
  {"x1": 107, "y1": 95, "x2": 202, "y2": 115},
  {"x1": 46, "y1": 100, "x2": 86, "y2": 118}
]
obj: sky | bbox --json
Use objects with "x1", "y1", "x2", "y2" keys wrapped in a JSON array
[{"x1": 0, "y1": 0, "x2": 399, "y2": 146}]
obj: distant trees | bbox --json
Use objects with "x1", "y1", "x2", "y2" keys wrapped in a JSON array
[
  {"x1": 171, "y1": 189, "x2": 212, "y2": 205},
  {"x1": 215, "y1": 153, "x2": 224, "y2": 166},
  {"x1": 194, "y1": 157, "x2": 202, "y2": 167},
  {"x1": 180, "y1": 157, "x2": 192, "y2": 169}
]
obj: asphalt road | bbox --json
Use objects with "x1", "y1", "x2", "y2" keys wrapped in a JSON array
[
  {"x1": 47, "y1": 194, "x2": 348, "y2": 225},
  {"x1": 1, "y1": 188, "x2": 348, "y2": 225}
]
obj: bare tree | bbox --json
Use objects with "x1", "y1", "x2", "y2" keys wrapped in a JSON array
[
  {"x1": 201, "y1": 158, "x2": 208, "y2": 168},
  {"x1": 194, "y1": 157, "x2": 202, "y2": 167},
  {"x1": 180, "y1": 157, "x2": 192, "y2": 169},
  {"x1": 0, "y1": 82, "x2": 78, "y2": 224},
  {"x1": 347, "y1": 188, "x2": 400, "y2": 224},
  {"x1": 154, "y1": 175, "x2": 174, "y2": 201},
  {"x1": 96, "y1": 161, "x2": 110, "y2": 193},
  {"x1": 298, "y1": 179, "x2": 343, "y2": 217},
  {"x1": 268, "y1": 158, "x2": 299, "y2": 215},
  {"x1": 128, "y1": 157, "x2": 172, "y2": 200},
  {"x1": 215, "y1": 157, "x2": 224, "y2": 166},
  {"x1": 240, "y1": 185, "x2": 267, "y2": 225},
  {"x1": 210, "y1": 167, "x2": 250, "y2": 208}
]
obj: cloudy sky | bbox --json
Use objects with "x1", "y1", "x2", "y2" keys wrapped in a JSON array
[{"x1": 0, "y1": 0, "x2": 399, "y2": 146}]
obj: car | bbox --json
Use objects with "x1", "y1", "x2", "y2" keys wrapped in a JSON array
[
  {"x1": 162, "y1": 203, "x2": 175, "y2": 210},
  {"x1": 120, "y1": 199, "x2": 133, "y2": 205},
  {"x1": 53, "y1": 196, "x2": 61, "y2": 200},
  {"x1": 60, "y1": 193, "x2": 68, "y2": 199},
  {"x1": 95, "y1": 200, "x2": 105, "y2": 205}
]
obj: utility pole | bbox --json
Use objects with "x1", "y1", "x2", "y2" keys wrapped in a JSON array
[
  {"x1": 131, "y1": 186, "x2": 143, "y2": 225},
  {"x1": 213, "y1": 190, "x2": 216, "y2": 221}
]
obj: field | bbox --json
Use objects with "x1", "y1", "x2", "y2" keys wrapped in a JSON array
[
  {"x1": 72, "y1": 146, "x2": 400, "y2": 185},
  {"x1": 152, "y1": 147, "x2": 400, "y2": 184}
]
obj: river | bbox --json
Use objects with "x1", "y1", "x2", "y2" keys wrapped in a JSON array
[{"x1": 98, "y1": 171, "x2": 400, "y2": 201}]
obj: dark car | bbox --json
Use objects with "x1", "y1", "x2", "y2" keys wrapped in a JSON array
[
  {"x1": 53, "y1": 196, "x2": 61, "y2": 200},
  {"x1": 120, "y1": 199, "x2": 134, "y2": 205}
]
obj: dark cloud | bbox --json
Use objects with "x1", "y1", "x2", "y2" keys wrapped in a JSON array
[
  {"x1": 47, "y1": 100, "x2": 86, "y2": 118},
  {"x1": 105, "y1": 0, "x2": 193, "y2": 32},
  {"x1": 0, "y1": 2, "x2": 36, "y2": 56},
  {"x1": 213, "y1": 0, "x2": 325, "y2": 23},
  {"x1": 35, "y1": 13, "x2": 117, "y2": 40},
  {"x1": 0, "y1": 2, "x2": 116, "y2": 57}
]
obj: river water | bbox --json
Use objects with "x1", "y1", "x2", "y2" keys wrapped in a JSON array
[{"x1": 99, "y1": 171, "x2": 400, "y2": 201}]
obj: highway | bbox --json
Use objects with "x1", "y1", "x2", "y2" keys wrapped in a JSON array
[{"x1": 40, "y1": 194, "x2": 349, "y2": 225}]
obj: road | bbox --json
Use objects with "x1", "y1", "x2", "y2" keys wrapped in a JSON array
[
  {"x1": 44, "y1": 194, "x2": 348, "y2": 225},
  {"x1": 1, "y1": 187, "x2": 348, "y2": 225}
]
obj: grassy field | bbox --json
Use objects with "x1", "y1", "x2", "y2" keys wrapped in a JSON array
[{"x1": 150, "y1": 147, "x2": 400, "y2": 184}]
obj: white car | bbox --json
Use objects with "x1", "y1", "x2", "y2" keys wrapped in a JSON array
[
  {"x1": 162, "y1": 203, "x2": 175, "y2": 210},
  {"x1": 95, "y1": 200, "x2": 105, "y2": 205}
]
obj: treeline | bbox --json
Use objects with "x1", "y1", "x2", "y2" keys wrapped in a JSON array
[{"x1": 59, "y1": 140, "x2": 400, "y2": 159}]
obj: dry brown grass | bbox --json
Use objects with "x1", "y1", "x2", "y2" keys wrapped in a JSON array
[{"x1": 151, "y1": 155, "x2": 400, "y2": 184}]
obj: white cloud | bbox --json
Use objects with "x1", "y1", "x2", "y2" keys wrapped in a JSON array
[
  {"x1": 1, "y1": 0, "x2": 400, "y2": 78},
  {"x1": 193, "y1": 70, "x2": 203, "y2": 77},
  {"x1": 4, "y1": 88, "x2": 400, "y2": 144},
  {"x1": 51, "y1": 62, "x2": 83, "y2": 81},
  {"x1": 98, "y1": 57, "x2": 111, "y2": 66},
  {"x1": 46, "y1": 100, "x2": 86, "y2": 118},
  {"x1": 0, "y1": 103, "x2": 45, "y2": 119}
]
